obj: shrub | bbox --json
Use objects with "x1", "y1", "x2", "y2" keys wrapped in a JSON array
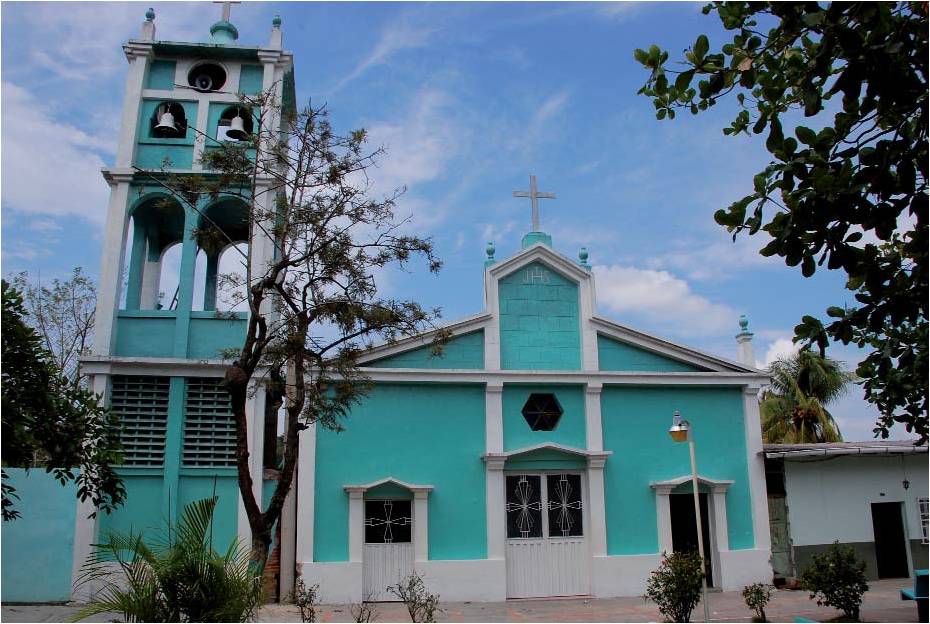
[
  {"x1": 350, "y1": 594, "x2": 378, "y2": 623},
  {"x1": 644, "y1": 551, "x2": 705, "y2": 623},
  {"x1": 73, "y1": 496, "x2": 262, "y2": 622},
  {"x1": 799, "y1": 542, "x2": 869, "y2": 621},
  {"x1": 742, "y1": 582, "x2": 775, "y2": 622},
  {"x1": 387, "y1": 572, "x2": 442, "y2": 623},
  {"x1": 291, "y1": 578, "x2": 321, "y2": 623}
]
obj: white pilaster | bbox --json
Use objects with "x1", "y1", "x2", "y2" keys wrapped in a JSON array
[
  {"x1": 238, "y1": 384, "x2": 266, "y2": 547},
  {"x1": 414, "y1": 491, "x2": 429, "y2": 562},
  {"x1": 584, "y1": 382, "x2": 603, "y2": 452},
  {"x1": 655, "y1": 489, "x2": 672, "y2": 553},
  {"x1": 116, "y1": 44, "x2": 152, "y2": 168},
  {"x1": 140, "y1": 256, "x2": 161, "y2": 310},
  {"x1": 587, "y1": 457, "x2": 608, "y2": 557},
  {"x1": 485, "y1": 382, "x2": 504, "y2": 453},
  {"x1": 485, "y1": 458, "x2": 506, "y2": 560},
  {"x1": 191, "y1": 96, "x2": 211, "y2": 171},
  {"x1": 280, "y1": 476, "x2": 297, "y2": 600},
  {"x1": 93, "y1": 176, "x2": 133, "y2": 355},
  {"x1": 711, "y1": 483, "x2": 730, "y2": 552},
  {"x1": 347, "y1": 490, "x2": 364, "y2": 562},
  {"x1": 295, "y1": 422, "x2": 316, "y2": 566},
  {"x1": 742, "y1": 385, "x2": 771, "y2": 550},
  {"x1": 71, "y1": 373, "x2": 110, "y2": 601}
]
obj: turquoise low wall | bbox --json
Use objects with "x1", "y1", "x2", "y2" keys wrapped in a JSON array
[{"x1": 1, "y1": 469, "x2": 77, "y2": 602}]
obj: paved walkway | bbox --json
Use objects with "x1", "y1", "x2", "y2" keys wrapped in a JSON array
[{"x1": 2, "y1": 579, "x2": 918, "y2": 622}]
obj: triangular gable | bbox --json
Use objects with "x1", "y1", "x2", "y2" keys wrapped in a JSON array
[
  {"x1": 597, "y1": 334, "x2": 709, "y2": 372},
  {"x1": 366, "y1": 330, "x2": 484, "y2": 369}
]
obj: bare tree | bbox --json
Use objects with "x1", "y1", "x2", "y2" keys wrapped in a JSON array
[{"x1": 146, "y1": 87, "x2": 445, "y2": 567}]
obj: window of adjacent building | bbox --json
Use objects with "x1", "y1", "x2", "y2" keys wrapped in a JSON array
[
  {"x1": 920, "y1": 497, "x2": 929, "y2": 545},
  {"x1": 364, "y1": 499, "x2": 412, "y2": 544}
]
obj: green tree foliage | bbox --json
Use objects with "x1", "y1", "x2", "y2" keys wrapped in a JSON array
[
  {"x1": 73, "y1": 496, "x2": 262, "y2": 622},
  {"x1": 635, "y1": 2, "x2": 928, "y2": 441},
  {"x1": 761, "y1": 349, "x2": 848, "y2": 443},
  {"x1": 800, "y1": 542, "x2": 869, "y2": 621},
  {"x1": 142, "y1": 90, "x2": 444, "y2": 567},
  {"x1": 643, "y1": 551, "x2": 706, "y2": 623},
  {"x1": 1, "y1": 280, "x2": 124, "y2": 521}
]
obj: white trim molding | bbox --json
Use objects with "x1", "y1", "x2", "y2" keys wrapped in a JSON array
[
  {"x1": 343, "y1": 478, "x2": 434, "y2": 564},
  {"x1": 482, "y1": 442, "x2": 612, "y2": 466}
]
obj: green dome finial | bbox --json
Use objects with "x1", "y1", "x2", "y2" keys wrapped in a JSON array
[
  {"x1": 579, "y1": 247, "x2": 589, "y2": 262},
  {"x1": 739, "y1": 314, "x2": 750, "y2": 331},
  {"x1": 486, "y1": 241, "x2": 495, "y2": 259},
  {"x1": 272, "y1": 14, "x2": 282, "y2": 27},
  {"x1": 145, "y1": 7, "x2": 155, "y2": 21}
]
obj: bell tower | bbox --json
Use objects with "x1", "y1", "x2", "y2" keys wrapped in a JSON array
[{"x1": 75, "y1": 6, "x2": 296, "y2": 600}]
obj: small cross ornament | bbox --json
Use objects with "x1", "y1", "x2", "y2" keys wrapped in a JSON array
[
  {"x1": 213, "y1": 0, "x2": 240, "y2": 22},
  {"x1": 513, "y1": 174, "x2": 556, "y2": 232}
]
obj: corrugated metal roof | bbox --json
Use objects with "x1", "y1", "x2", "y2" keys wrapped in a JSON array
[{"x1": 763, "y1": 440, "x2": 927, "y2": 459}]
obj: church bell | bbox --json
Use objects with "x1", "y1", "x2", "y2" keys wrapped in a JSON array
[
  {"x1": 226, "y1": 113, "x2": 249, "y2": 141},
  {"x1": 153, "y1": 110, "x2": 181, "y2": 137}
]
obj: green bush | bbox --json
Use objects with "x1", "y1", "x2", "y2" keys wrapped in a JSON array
[
  {"x1": 73, "y1": 496, "x2": 263, "y2": 622},
  {"x1": 800, "y1": 542, "x2": 869, "y2": 621},
  {"x1": 644, "y1": 551, "x2": 705, "y2": 623},
  {"x1": 742, "y1": 582, "x2": 775, "y2": 622}
]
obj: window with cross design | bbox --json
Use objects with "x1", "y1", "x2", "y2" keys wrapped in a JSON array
[
  {"x1": 506, "y1": 473, "x2": 584, "y2": 539},
  {"x1": 364, "y1": 499, "x2": 412, "y2": 544}
]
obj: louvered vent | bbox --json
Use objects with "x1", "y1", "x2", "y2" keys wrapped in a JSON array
[
  {"x1": 184, "y1": 378, "x2": 236, "y2": 467},
  {"x1": 110, "y1": 375, "x2": 170, "y2": 466}
]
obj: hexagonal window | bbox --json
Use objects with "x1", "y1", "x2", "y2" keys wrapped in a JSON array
[{"x1": 522, "y1": 393, "x2": 563, "y2": 431}]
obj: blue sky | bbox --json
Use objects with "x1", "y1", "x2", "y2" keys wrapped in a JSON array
[{"x1": 0, "y1": 2, "x2": 913, "y2": 441}]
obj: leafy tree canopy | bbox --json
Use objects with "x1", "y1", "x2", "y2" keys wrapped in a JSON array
[
  {"x1": 1, "y1": 279, "x2": 124, "y2": 520},
  {"x1": 635, "y1": 2, "x2": 927, "y2": 441}
]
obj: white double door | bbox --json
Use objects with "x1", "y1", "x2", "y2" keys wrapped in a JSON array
[
  {"x1": 505, "y1": 472, "x2": 590, "y2": 598},
  {"x1": 362, "y1": 499, "x2": 414, "y2": 601}
]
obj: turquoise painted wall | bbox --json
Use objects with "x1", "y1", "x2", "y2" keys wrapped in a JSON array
[
  {"x1": 178, "y1": 473, "x2": 240, "y2": 550},
  {"x1": 600, "y1": 386, "x2": 754, "y2": 555},
  {"x1": 314, "y1": 383, "x2": 486, "y2": 562},
  {"x1": 115, "y1": 312, "x2": 176, "y2": 357},
  {"x1": 597, "y1": 335, "x2": 708, "y2": 372},
  {"x1": 499, "y1": 261, "x2": 580, "y2": 370},
  {"x1": 147, "y1": 60, "x2": 177, "y2": 90},
  {"x1": 368, "y1": 331, "x2": 484, "y2": 369},
  {"x1": 187, "y1": 313, "x2": 248, "y2": 359},
  {"x1": 1, "y1": 469, "x2": 77, "y2": 602},
  {"x1": 502, "y1": 384, "x2": 586, "y2": 451},
  {"x1": 238, "y1": 64, "x2": 264, "y2": 94},
  {"x1": 99, "y1": 473, "x2": 166, "y2": 537}
]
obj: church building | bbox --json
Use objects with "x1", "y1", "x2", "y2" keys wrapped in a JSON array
[{"x1": 74, "y1": 8, "x2": 773, "y2": 603}]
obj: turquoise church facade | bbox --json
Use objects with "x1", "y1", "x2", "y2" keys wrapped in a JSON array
[{"x1": 66, "y1": 8, "x2": 773, "y2": 604}]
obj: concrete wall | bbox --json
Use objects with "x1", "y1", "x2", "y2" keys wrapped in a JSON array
[
  {"x1": 784, "y1": 453, "x2": 929, "y2": 578},
  {"x1": 1, "y1": 469, "x2": 77, "y2": 602}
]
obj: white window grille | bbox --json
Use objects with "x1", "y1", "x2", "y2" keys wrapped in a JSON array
[
  {"x1": 110, "y1": 375, "x2": 170, "y2": 466},
  {"x1": 183, "y1": 378, "x2": 237, "y2": 468},
  {"x1": 919, "y1": 497, "x2": 929, "y2": 545}
]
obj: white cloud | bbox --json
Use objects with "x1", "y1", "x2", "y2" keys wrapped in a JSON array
[
  {"x1": 332, "y1": 12, "x2": 440, "y2": 92},
  {"x1": 646, "y1": 234, "x2": 781, "y2": 281},
  {"x1": 757, "y1": 336, "x2": 800, "y2": 369},
  {"x1": 0, "y1": 82, "x2": 110, "y2": 222},
  {"x1": 593, "y1": 264, "x2": 737, "y2": 335}
]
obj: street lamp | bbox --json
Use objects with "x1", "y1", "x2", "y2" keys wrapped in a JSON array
[{"x1": 669, "y1": 411, "x2": 710, "y2": 623}]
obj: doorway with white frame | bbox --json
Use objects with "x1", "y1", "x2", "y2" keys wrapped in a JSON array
[{"x1": 505, "y1": 471, "x2": 590, "y2": 598}]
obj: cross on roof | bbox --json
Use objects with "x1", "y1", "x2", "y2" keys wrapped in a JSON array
[
  {"x1": 213, "y1": 0, "x2": 240, "y2": 22},
  {"x1": 513, "y1": 174, "x2": 556, "y2": 232}
]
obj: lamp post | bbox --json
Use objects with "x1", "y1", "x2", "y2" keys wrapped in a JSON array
[{"x1": 669, "y1": 411, "x2": 710, "y2": 623}]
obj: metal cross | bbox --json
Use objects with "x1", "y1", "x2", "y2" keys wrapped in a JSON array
[
  {"x1": 214, "y1": 0, "x2": 240, "y2": 21},
  {"x1": 513, "y1": 174, "x2": 556, "y2": 232}
]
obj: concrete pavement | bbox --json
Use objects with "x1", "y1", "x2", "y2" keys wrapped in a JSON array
[{"x1": 2, "y1": 579, "x2": 918, "y2": 622}]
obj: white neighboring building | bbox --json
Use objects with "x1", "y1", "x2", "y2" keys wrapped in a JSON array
[{"x1": 765, "y1": 441, "x2": 928, "y2": 582}]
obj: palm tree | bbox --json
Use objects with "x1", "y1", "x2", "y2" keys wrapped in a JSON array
[
  {"x1": 761, "y1": 350, "x2": 849, "y2": 443},
  {"x1": 73, "y1": 497, "x2": 263, "y2": 622}
]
